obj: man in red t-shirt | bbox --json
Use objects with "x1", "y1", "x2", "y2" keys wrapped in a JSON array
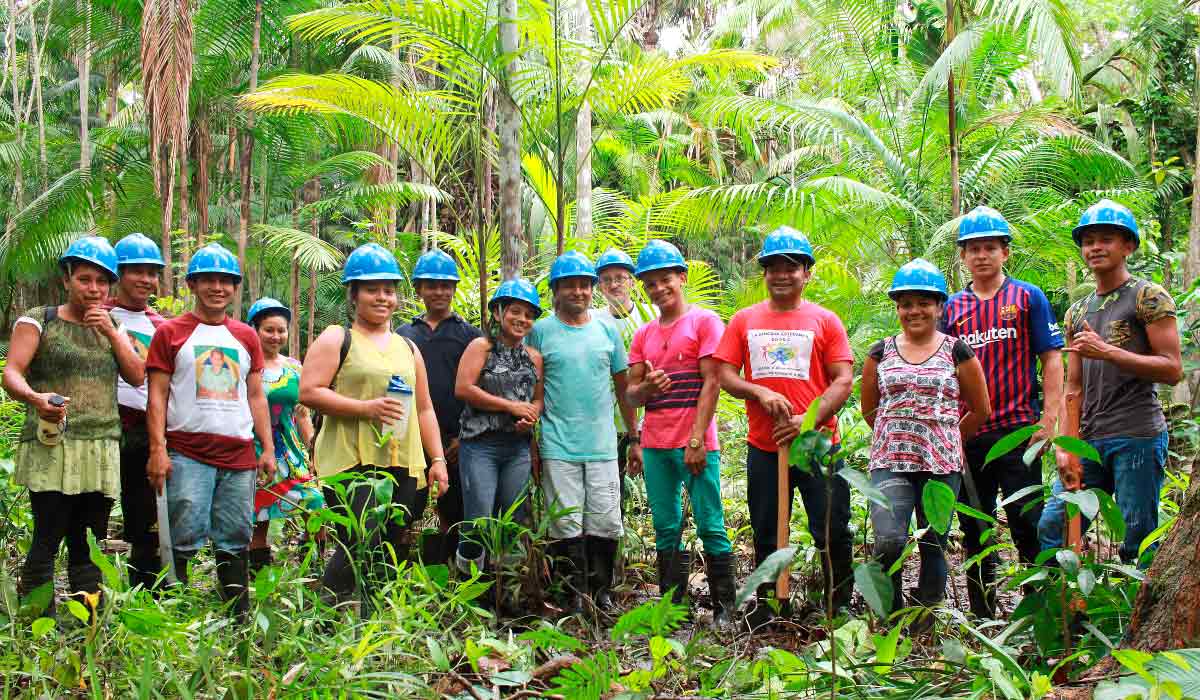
[
  {"x1": 714, "y1": 227, "x2": 854, "y2": 623},
  {"x1": 145, "y1": 244, "x2": 275, "y2": 617}
]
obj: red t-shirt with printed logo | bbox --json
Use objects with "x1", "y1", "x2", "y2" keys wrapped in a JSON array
[
  {"x1": 146, "y1": 312, "x2": 264, "y2": 469},
  {"x1": 713, "y1": 300, "x2": 853, "y2": 452}
]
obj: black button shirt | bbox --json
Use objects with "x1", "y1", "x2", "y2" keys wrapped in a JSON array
[{"x1": 398, "y1": 314, "x2": 483, "y2": 441}]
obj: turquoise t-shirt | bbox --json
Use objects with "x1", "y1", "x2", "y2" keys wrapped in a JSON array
[{"x1": 527, "y1": 313, "x2": 628, "y2": 461}]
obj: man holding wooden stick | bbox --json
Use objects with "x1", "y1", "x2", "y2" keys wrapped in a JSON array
[
  {"x1": 1037, "y1": 200, "x2": 1182, "y2": 565},
  {"x1": 715, "y1": 227, "x2": 854, "y2": 627}
]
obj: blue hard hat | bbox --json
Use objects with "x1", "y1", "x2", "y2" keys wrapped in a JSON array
[
  {"x1": 1072, "y1": 198, "x2": 1140, "y2": 247},
  {"x1": 412, "y1": 249, "x2": 460, "y2": 282},
  {"x1": 548, "y1": 250, "x2": 597, "y2": 287},
  {"x1": 634, "y1": 239, "x2": 688, "y2": 278},
  {"x1": 595, "y1": 247, "x2": 636, "y2": 274},
  {"x1": 489, "y1": 278, "x2": 543, "y2": 318},
  {"x1": 957, "y1": 206, "x2": 1011, "y2": 245},
  {"x1": 342, "y1": 243, "x2": 404, "y2": 284},
  {"x1": 187, "y1": 243, "x2": 242, "y2": 282},
  {"x1": 758, "y1": 226, "x2": 815, "y2": 266},
  {"x1": 888, "y1": 258, "x2": 948, "y2": 301},
  {"x1": 115, "y1": 232, "x2": 166, "y2": 268},
  {"x1": 60, "y1": 235, "x2": 119, "y2": 281},
  {"x1": 247, "y1": 297, "x2": 291, "y2": 326}
]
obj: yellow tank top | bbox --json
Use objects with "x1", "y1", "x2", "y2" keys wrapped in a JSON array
[{"x1": 314, "y1": 327, "x2": 426, "y2": 487}]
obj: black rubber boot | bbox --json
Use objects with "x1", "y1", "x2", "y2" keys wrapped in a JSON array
[
  {"x1": 67, "y1": 561, "x2": 104, "y2": 624},
  {"x1": 586, "y1": 536, "x2": 618, "y2": 613},
  {"x1": 128, "y1": 540, "x2": 163, "y2": 592},
  {"x1": 966, "y1": 555, "x2": 998, "y2": 619},
  {"x1": 173, "y1": 553, "x2": 192, "y2": 587},
  {"x1": 215, "y1": 550, "x2": 250, "y2": 620},
  {"x1": 824, "y1": 549, "x2": 854, "y2": 613},
  {"x1": 248, "y1": 547, "x2": 272, "y2": 576},
  {"x1": 706, "y1": 552, "x2": 737, "y2": 627},
  {"x1": 18, "y1": 558, "x2": 56, "y2": 618},
  {"x1": 562, "y1": 538, "x2": 587, "y2": 614},
  {"x1": 656, "y1": 549, "x2": 691, "y2": 606}
]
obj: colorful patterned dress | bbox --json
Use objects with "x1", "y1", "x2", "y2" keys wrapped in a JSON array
[{"x1": 254, "y1": 357, "x2": 325, "y2": 521}]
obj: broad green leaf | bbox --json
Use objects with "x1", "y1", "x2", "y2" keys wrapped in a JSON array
[
  {"x1": 954, "y1": 501, "x2": 997, "y2": 525},
  {"x1": 984, "y1": 425, "x2": 1039, "y2": 465},
  {"x1": 922, "y1": 480, "x2": 955, "y2": 535},
  {"x1": 886, "y1": 538, "x2": 918, "y2": 576},
  {"x1": 872, "y1": 623, "x2": 903, "y2": 673},
  {"x1": 87, "y1": 530, "x2": 122, "y2": 592},
  {"x1": 1022, "y1": 439, "x2": 1048, "y2": 466},
  {"x1": 734, "y1": 547, "x2": 796, "y2": 610},
  {"x1": 1051, "y1": 435, "x2": 1101, "y2": 464},
  {"x1": 1056, "y1": 549, "x2": 1080, "y2": 576},
  {"x1": 998, "y1": 484, "x2": 1044, "y2": 509},
  {"x1": 1077, "y1": 568, "x2": 1096, "y2": 596},
  {"x1": 837, "y1": 467, "x2": 890, "y2": 509},
  {"x1": 1056, "y1": 489, "x2": 1099, "y2": 521},
  {"x1": 801, "y1": 396, "x2": 822, "y2": 432},
  {"x1": 426, "y1": 637, "x2": 450, "y2": 671},
  {"x1": 1095, "y1": 490, "x2": 1126, "y2": 541},
  {"x1": 254, "y1": 565, "x2": 282, "y2": 601},
  {"x1": 66, "y1": 599, "x2": 90, "y2": 623},
  {"x1": 31, "y1": 617, "x2": 55, "y2": 639},
  {"x1": 853, "y1": 561, "x2": 893, "y2": 618},
  {"x1": 1138, "y1": 518, "x2": 1173, "y2": 558}
]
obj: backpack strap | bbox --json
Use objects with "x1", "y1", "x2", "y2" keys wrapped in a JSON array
[
  {"x1": 337, "y1": 325, "x2": 352, "y2": 380},
  {"x1": 43, "y1": 305, "x2": 58, "y2": 326}
]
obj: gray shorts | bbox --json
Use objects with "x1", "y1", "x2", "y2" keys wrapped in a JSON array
[{"x1": 541, "y1": 458, "x2": 623, "y2": 539}]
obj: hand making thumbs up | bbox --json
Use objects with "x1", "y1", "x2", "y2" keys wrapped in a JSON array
[
  {"x1": 643, "y1": 360, "x2": 673, "y2": 396},
  {"x1": 1065, "y1": 320, "x2": 1112, "y2": 360}
]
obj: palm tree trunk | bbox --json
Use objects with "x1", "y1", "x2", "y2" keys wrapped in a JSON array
[
  {"x1": 1177, "y1": 27, "x2": 1200, "y2": 410},
  {"x1": 195, "y1": 113, "x2": 209, "y2": 241},
  {"x1": 574, "y1": 0, "x2": 592, "y2": 240},
  {"x1": 304, "y1": 177, "x2": 320, "y2": 353},
  {"x1": 77, "y1": 0, "x2": 95, "y2": 223},
  {"x1": 235, "y1": 0, "x2": 263, "y2": 318},
  {"x1": 178, "y1": 125, "x2": 191, "y2": 274},
  {"x1": 946, "y1": 0, "x2": 960, "y2": 219},
  {"x1": 289, "y1": 194, "x2": 301, "y2": 358},
  {"x1": 498, "y1": 0, "x2": 523, "y2": 279}
]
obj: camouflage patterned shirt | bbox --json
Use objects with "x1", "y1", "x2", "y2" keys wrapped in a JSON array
[{"x1": 1064, "y1": 277, "x2": 1176, "y2": 440}]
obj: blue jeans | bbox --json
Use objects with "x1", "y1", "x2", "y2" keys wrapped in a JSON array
[
  {"x1": 870, "y1": 469, "x2": 962, "y2": 610},
  {"x1": 166, "y1": 452, "x2": 255, "y2": 555},
  {"x1": 1037, "y1": 431, "x2": 1168, "y2": 564},
  {"x1": 457, "y1": 434, "x2": 532, "y2": 565}
]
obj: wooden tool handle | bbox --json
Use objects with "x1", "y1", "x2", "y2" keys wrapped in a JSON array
[{"x1": 776, "y1": 444, "x2": 790, "y2": 600}]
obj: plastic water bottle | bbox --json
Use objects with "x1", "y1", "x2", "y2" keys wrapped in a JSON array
[
  {"x1": 37, "y1": 394, "x2": 67, "y2": 446},
  {"x1": 384, "y1": 375, "x2": 414, "y2": 440}
]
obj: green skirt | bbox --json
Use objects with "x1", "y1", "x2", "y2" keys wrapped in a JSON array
[{"x1": 15, "y1": 437, "x2": 121, "y2": 499}]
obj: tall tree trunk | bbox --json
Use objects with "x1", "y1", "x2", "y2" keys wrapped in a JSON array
[
  {"x1": 1118, "y1": 454, "x2": 1200, "y2": 653},
  {"x1": 31, "y1": 6, "x2": 47, "y2": 185},
  {"x1": 77, "y1": 0, "x2": 95, "y2": 223},
  {"x1": 195, "y1": 114, "x2": 210, "y2": 242},
  {"x1": 178, "y1": 125, "x2": 191, "y2": 275},
  {"x1": 946, "y1": 0, "x2": 960, "y2": 219},
  {"x1": 1177, "y1": 28, "x2": 1200, "y2": 410},
  {"x1": 574, "y1": 0, "x2": 592, "y2": 240},
  {"x1": 498, "y1": 0, "x2": 523, "y2": 279},
  {"x1": 235, "y1": 0, "x2": 263, "y2": 318},
  {"x1": 6, "y1": 0, "x2": 25, "y2": 238},
  {"x1": 304, "y1": 177, "x2": 320, "y2": 354},
  {"x1": 289, "y1": 194, "x2": 301, "y2": 358}
]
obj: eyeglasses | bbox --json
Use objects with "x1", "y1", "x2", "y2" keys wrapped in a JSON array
[{"x1": 599, "y1": 274, "x2": 632, "y2": 287}]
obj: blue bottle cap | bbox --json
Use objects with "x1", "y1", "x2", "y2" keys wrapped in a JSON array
[{"x1": 387, "y1": 375, "x2": 413, "y2": 394}]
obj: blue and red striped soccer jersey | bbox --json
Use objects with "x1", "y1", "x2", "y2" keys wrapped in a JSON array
[{"x1": 940, "y1": 277, "x2": 1064, "y2": 435}]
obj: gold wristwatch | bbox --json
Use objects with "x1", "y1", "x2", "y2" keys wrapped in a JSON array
[{"x1": 687, "y1": 437, "x2": 702, "y2": 449}]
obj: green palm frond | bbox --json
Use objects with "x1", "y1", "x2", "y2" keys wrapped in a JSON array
[{"x1": 254, "y1": 224, "x2": 345, "y2": 272}]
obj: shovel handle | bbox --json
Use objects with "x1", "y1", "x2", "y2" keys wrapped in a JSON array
[{"x1": 776, "y1": 444, "x2": 790, "y2": 600}]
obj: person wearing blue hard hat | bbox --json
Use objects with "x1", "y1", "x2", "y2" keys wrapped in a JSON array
[
  {"x1": 244, "y1": 299, "x2": 324, "y2": 574},
  {"x1": 861, "y1": 259, "x2": 990, "y2": 623},
  {"x1": 714, "y1": 225, "x2": 854, "y2": 626},
  {"x1": 1037, "y1": 200, "x2": 1182, "y2": 566},
  {"x1": 531, "y1": 250, "x2": 639, "y2": 614},
  {"x1": 143, "y1": 241, "x2": 275, "y2": 618},
  {"x1": 942, "y1": 206, "x2": 1064, "y2": 620},
  {"x1": 451, "y1": 278, "x2": 544, "y2": 603},
  {"x1": 105, "y1": 233, "x2": 170, "y2": 591},
  {"x1": 301, "y1": 243, "x2": 449, "y2": 610},
  {"x1": 593, "y1": 246, "x2": 655, "y2": 539},
  {"x1": 399, "y1": 249, "x2": 482, "y2": 566},
  {"x1": 5, "y1": 235, "x2": 145, "y2": 617},
  {"x1": 625, "y1": 240, "x2": 737, "y2": 626}
]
